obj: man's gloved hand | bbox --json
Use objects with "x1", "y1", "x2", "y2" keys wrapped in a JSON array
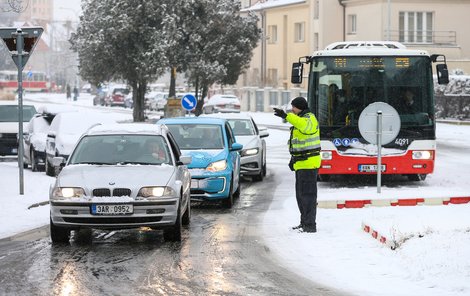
[{"x1": 273, "y1": 108, "x2": 287, "y2": 119}]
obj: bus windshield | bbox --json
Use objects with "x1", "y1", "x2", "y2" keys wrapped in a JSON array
[{"x1": 308, "y1": 56, "x2": 434, "y2": 128}]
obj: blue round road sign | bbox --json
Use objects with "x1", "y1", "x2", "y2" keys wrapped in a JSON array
[{"x1": 181, "y1": 94, "x2": 197, "y2": 111}]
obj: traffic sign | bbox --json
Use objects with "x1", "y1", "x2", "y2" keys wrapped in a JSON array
[
  {"x1": 181, "y1": 94, "x2": 197, "y2": 111},
  {"x1": 358, "y1": 102, "x2": 401, "y2": 145},
  {"x1": 0, "y1": 27, "x2": 43, "y2": 70}
]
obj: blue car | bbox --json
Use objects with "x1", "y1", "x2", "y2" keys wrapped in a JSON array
[{"x1": 158, "y1": 117, "x2": 242, "y2": 208}]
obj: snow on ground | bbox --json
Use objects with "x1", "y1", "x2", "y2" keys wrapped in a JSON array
[{"x1": 0, "y1": 93, "x2": 469, "y2": 295}]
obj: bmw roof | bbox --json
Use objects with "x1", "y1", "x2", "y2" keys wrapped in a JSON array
[{"x1": 85, "y1": 123, "x2": 167, "y2": 136}]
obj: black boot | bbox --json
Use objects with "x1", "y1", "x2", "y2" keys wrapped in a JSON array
[{"x1": 291, "y1": 224, "x2": 303, "y2": 230}]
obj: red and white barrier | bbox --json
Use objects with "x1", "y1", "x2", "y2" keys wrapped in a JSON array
[{"x1": 318, "y1": 196, "x2": 470, "y2": 209}]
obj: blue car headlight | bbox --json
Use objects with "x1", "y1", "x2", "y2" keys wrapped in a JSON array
[{"x1": 206, "y1": 160, "x2": 227, "y2": 172}]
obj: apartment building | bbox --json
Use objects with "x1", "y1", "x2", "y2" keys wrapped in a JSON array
[{"x1": 240, "y1": 0, "x2": 470, "y2": 96}]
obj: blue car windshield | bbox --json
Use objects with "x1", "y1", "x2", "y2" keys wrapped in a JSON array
[{"x1": 166, "y1": 124, "x2": 224, "y2": 150}]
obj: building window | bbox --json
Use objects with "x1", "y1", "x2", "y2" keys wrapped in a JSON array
[
  {"x1": 267, "y1": 68, "x2": 278, "y2": 87},
  {"x1": 399, "y1": 11, "x2": 433, "y2": 43},
  {"x1": 268, "y1": 25, "x2": 277, "y2": 44},
  {"x1": 348, "y1": 14, "x2": 357, "y2": 34},
  {"x1": 294, "y1": 22, "x2": 305, "y2": 42}
]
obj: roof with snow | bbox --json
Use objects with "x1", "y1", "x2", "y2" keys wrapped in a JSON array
[{"x1": 242, "y1": 0, "x2": 306, "y2": 11}]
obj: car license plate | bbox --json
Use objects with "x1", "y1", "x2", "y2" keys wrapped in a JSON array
[
  {"x1": 225, "y1": 104, "x2": 233, "y2": 109},
  {"x1": 358, "y1": 164, "x2": 386, "y2": 172},
  {"x1": 91, "y1": 204, "x2": 133, "y2": 215},
  {"x1": 191, "y1": 180, "x2": 198, "y2": 189}
]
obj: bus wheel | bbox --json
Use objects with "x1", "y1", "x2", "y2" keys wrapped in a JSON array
[{"x1": 407, "y1": 174, "x2": 427, "y2": 181}]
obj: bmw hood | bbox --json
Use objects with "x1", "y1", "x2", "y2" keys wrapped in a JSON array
[
  {"x1": 56, "y1": 165, "x2": 176, "y2": 189},
  {"x1": 181, "y1": 149, "x2": 226, "y2": 169}
]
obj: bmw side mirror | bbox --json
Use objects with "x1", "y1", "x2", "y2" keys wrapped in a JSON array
[{"x1": 178, "y1": 155, "x2": 192, "y2": 165}]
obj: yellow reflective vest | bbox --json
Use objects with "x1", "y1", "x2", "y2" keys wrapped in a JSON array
[{"x1": 285, "y1": 110, "x2": 321, "y2": 170}]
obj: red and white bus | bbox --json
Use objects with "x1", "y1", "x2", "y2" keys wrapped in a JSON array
[
  {"x1": 0, "y1": 70, "x2": 50, "y2": 93},
  {"x1": 291, "y1": 41, "x2": 449, "y2": 181}
]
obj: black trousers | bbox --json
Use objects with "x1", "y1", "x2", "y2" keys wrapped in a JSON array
[{"x1": 295, "y1": 169, "x2": 318, "y2": 228}]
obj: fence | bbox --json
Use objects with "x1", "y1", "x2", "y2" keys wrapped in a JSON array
[{"x1": 435, "y1": 95, "x2": 470, "y2": 119}]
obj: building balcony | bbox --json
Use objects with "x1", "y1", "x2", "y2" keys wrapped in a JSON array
[{"x1": 386, "y1": 30, "x2": 457, "y2": 47}]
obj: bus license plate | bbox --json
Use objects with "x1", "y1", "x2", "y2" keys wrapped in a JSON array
[
  {"x1": 358, "y1": 164, "x2": 386, "y2": 172},
  {"x1": 191, "y1": 180, "x2": 199, "y2": 189},
  {"x1": 91, "y1": 204, "x2": 133, "y2": 215}
]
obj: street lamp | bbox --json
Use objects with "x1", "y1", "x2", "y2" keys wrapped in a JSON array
[
  {"x1": 387, "y1": 0, "x2": 391, "y2": 41},
  {"x1": 57, "y1": 6, "x2": 81, "y2": 90}
]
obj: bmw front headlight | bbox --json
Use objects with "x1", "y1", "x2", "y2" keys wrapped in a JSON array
[
  {"x1": 51, "y1": 187, "x2": 85, "y2": 199},
  {"x1": 206, "y1": 160, "x2": 227, "y2": 172},
  {"x1": 138, "y1": 186, "x2": 176, "y2": 199},
  {"x1": 241, "y1": 148, "x2": 259, "y2": 157}
]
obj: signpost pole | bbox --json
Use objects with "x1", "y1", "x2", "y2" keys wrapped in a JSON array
[
  {"x1": 376, "y1": 110, "x2": 382, "y2": 193},
  {"x1": 15, "y1": 29, "x2": 25, "y2": 195},
  {"x1": 1, "y1": 27, "x2": 43, "y2": 195}
]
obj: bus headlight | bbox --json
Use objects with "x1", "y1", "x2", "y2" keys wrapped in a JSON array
[
  {"x1": 412, "y1": 150, "x2": 432, "y2": 160},
  {"x1": 321, "y1": 151, "x2": 332, "y2": 160}
]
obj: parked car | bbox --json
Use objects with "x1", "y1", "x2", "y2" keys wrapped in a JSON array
[
  {"x1": 158, "y1": 117, "x2": 242, "y2": 208},
  {"x1": 201, "y1": 113, "x2": 269, "y2": 181},
  {"x1": 202, "y1": 94, "x2": 241, "y2": 114},
  {"x1": 147, "y1": 91, "x2": 169, "y2": 111},
  {"x1": 23, "y1": 105, "x2": 75, "y2": 171},
  {"x1": 0, "y1": 101, "x2": 37, "y2": 157},
  {"x1": 104, "y1": 84, "x2": 130, "y2": 107},
  {"x1": 49, "y1": 123, "x2": 192, "y2": 243},
  {"x1": 93, "y1": 90, "x2": 107, "y2": 106},
  {"x1": 45, "y1": 112, "x2": 117, "y2": 176}
]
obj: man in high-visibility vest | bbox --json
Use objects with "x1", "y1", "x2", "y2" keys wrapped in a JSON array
[{"x1": 273, "y1": 97, "x2": 321, "y2": 233}]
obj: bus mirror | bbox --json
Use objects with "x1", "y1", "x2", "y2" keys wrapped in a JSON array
[
  {"x1": 436, "y1": 64, "x2": 449, "y2": 85},
  {"x1": 291, "y1": 62, "x2": 303, "y2": 84}
]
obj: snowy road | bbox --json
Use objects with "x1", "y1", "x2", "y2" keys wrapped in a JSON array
[{"x1": 0, "y1": 175, "x2": 348, "y2": 296}]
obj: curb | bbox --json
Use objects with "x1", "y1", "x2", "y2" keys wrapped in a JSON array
[
  {"x1": 27, "y1": 200, "x2": 49, "y2": 210},
  {"x1": 318, "y1": 196, "x2": 470, "y2": 209}
]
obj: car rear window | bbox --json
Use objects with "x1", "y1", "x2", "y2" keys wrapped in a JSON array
[{"x1": 0, "y1": 105, "x2": 37, "y2": 122}]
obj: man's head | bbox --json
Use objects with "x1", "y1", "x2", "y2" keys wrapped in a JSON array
[
  {"x1": 291, "y1": 96, "x2": 308, "y2": 114},
  {"x1": 404, "y1": 89, "x2": 414, "y2": 105}
]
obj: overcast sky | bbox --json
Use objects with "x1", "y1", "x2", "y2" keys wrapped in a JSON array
[{"x1": 53, "y1": 0, "x2": 82, "y2": 21}]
